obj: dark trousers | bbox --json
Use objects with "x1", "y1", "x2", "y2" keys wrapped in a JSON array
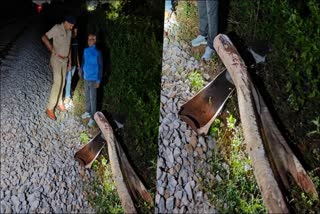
[
  {"x1": 85, "y1": 80, "x2": 97, "y2": 118},
  {"x1": 198, "y1": 0, "x2": 219, "y2": 49}
]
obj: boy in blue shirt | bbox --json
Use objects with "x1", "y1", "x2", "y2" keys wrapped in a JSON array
[{"x1": 80, "y1": 33, "x2": 103, "y2": 127}]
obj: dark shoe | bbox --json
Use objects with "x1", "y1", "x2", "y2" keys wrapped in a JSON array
[
  {"x1": 46, "y1": 109, "x2": 56, "y2": 120},
  {"x1": 57, "y1": 104, "x2": 67, "y2": 112}
]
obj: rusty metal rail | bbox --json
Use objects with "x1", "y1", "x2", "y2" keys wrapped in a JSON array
[{"x1": 179, "y1": 69, "x2": 235, "y2": 134}]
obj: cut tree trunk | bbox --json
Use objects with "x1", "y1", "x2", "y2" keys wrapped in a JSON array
[
  {"x1": 94, "y1": 112, "x2": 137, "y2": 214},
  {"x1": 94, "y1": 112, "x2": 153, "y2": 213},
  {"x1": 213, "y1": 34, "x2": 289, "y2": 213}
]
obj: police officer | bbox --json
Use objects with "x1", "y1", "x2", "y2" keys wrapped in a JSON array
[{"x1": 41, "y1": 16, "x2": 76, "y2": 120}]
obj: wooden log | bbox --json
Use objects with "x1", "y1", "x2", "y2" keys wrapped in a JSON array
[
  {"x1": 94, "y1": 112, "x2": 137, "y2": 214},
  {"x1": 251, "y1": 85, "x2": 319, "y2": 199},
  {"x1": 214, "y1": 34, "x2": 289, "y2": 213},
  {"x1": 98, "y1": 131, "x2": 153, "y2": 204},
  {"x1": 114, "y1": 141, "x2": 154, "y2": 204}
]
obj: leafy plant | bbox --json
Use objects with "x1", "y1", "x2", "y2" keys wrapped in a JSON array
[
  {"x1": 188, "y1": 70, "x2": 205, "y2": 92},
  {"x1": 209, "y1": 118, "x2": 222, "y2": 139},
  {"x1": 227, "y1": 114, "x2": 237, "y2": 130},
  {"x1": 307, "y1": 117, "x2": 320, "y2": 136},
  {"x1": 106, "y1": 0, "x2": 128, "y2": 20},
  {"x1": 80, "y1": 132, "x2": 89, "y2": 144}
]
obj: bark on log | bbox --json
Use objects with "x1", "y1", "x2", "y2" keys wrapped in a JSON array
[
  {"x1": 94, "y1": 112, "x2": 137, "y2": 214},
  {"x1": 114, "y1": 141, "x2": 154, "y2": 204},
  {"x1": 251, "y1": 85, "x2": 318, "y2": 198},
  {"x1": 214, "y1": 34, "x2": 289, "y2": 213}
]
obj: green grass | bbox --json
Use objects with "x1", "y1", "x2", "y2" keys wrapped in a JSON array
[
  {"x1": 101, "y1": 16, "x2": 162, "y2": 191},
  {"x1": 226, "y1": 0, "x2": 320, "y2": 210}
]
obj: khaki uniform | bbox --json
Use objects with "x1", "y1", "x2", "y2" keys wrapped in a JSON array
[{"x1": 46, "y1": 23, "x2": 71, "y2": 110}]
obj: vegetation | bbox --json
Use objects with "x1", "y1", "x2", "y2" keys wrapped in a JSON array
[
  {"x1": 228, "y1": 0, "x2": 320, "y2": 111},
  {"x1": 79, "y1": 132, "x2": 89, "y2": 144},
  {"x1": 288, "y1": 169, "x2": 320, "y2": 213},
  {"x1": 176, "y1": 1, "x2": 199, "y2": 42},
  {"x1": 99, "y1": 16, "x2": 162, "y2": 183},
  {"x1": 202, "y1": 111, "x2": 266, "y2": 213},
  {"x1": 226, "y1": 0, "x2": 320, "y2": 167},
  {"x1": 88, "y1": 155, "x2": 123, "y2": 214},
  {"x1": 187, "y1": 70, "x2": 205, "y2": 93},
  {"x1": 307, "y1": 117, "x2": 320, "y2": 137}
]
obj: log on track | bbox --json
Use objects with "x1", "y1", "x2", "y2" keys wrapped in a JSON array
[
  {"x1": 214, "y1": 34, "x2": 289, "y2": 213},
  {"x1": 94, "y1": 112, "x2": 153, "y2": 213}
]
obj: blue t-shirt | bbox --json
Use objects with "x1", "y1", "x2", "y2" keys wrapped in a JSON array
[{"x1": 81, "y1": 45, "x2": 103, "y2": 83}]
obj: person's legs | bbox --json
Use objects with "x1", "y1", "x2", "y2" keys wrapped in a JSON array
[
  {"x1": 81, "y1": 80, "x2": 92, "y2": 119},
  {"x1": 84, "y1": 80, "x2": 91, "y2": 114},
  {"x1": 86, "y1": 81, "x2": 97, "y2": 127},
  {"x1": 198, "y1": 0, "x2": 208, "y2": 37},
  {"x1": 201, "y1": 0, "x2": 219, "y2": 60},
  {"x1": 65, "y1": 66, "x2": 76, "y2": 99},
  {"x1": 57, "y1": 62, "x2": 67, "y2": 106},
  {"x1": 89, "y1": 82, "x2": 97, "y2": 119},
  {"x1": 192, "y1": 0, "x2": 208, "y2": 47},
  {"x1": 206, "y1": 0, "x2": 219, "y2": 50},
  {"x1": 47, "y1": 58, "x2": 63, "y2": 110}
]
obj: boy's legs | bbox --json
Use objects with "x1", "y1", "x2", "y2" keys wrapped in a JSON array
[
  {"x1": 84, "y1": 80, "x2": 91, "y2": 114},
  {"x1": 84, "y1": 80, "x2": 97, "y2": 126},
  {"x1": 89, "y1": 82, "x2": 97, "y2": 119}
]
